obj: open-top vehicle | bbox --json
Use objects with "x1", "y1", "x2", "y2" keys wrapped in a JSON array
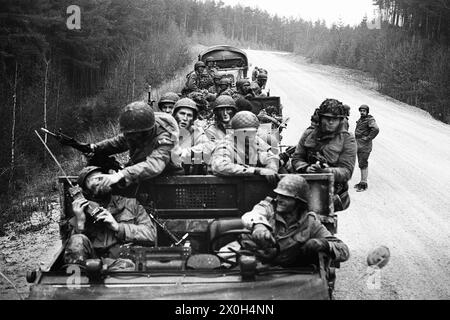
[{"x1": 26, "y1": 173, "x2": 340, "y2": 300}]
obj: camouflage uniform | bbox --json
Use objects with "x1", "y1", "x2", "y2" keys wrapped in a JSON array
[
  {"x1": 292, "y1": 99, "x2": 357, "y2": 212},
  {"x1": 186, "y1": 71, "x2": 214, "y2": 92},
  {"x1": 64, "y1": 195, "x2": 156, "y2": 265},
  {"x1": 93, "y1": 112, "x2": 180, "y2": 185},
  {"x1": 242, "y1": 197, "x2": 349, "y2": 267},
  {"x1": 210, "y1": 134, "x2": 279, "y2": 176}
]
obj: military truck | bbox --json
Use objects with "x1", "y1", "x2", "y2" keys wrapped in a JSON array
[{"x1": 26, "y1": 173, "x2": 340, "y2": 300}]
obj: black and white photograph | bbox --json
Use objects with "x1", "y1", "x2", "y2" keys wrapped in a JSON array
[{"x1": 0, "y1": 0, "x2": 449, "y2": 305}]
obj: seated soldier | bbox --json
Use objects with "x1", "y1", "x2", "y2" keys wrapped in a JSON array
[
  {"x1": 172, "y1": 98, "x2": 214, "y2": 174},
  {"x1": 234, "y1": 79, "x2": 254, "y2": 101},
  {"x1": 64, "y1": 166, "x2": 156, "y2": 269},
  {"x1": 241, "y1": 175, "x2": 349, "y2": 267},
  {"x1": 205, "y1": 95, "x2": 237, "y2": 143},
  {"x1": 157, "y1": 92, "x2": 179, "y2": 114},
  {"x1": 217, "y1": 77, "x2": 235, "y2": 97},
  {"x1": 210, "y1": 111, "x2": 279, "y2": 182}
]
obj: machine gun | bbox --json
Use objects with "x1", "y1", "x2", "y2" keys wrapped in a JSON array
[{"x1": 41, "y1": 128, "x2": 122, "y2": 172}]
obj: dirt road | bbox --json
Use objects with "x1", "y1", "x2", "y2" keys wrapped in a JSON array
[{"x1": 247, "y1": 49, "x2": 450, "y2": 299}]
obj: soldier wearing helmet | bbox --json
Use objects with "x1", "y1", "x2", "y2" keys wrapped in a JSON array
[
  {"x1": 63, "y1": 166, "x2": 156, "y2": 269},
  {"x1": 292, "y1": 99, "x2": 357, "y2": 212},
  {"x1": 86, "y1": 101, "x2": 180, "y2": 189},
  {"x1": 184, "y1": 60, "x2": 214, "y2": 93},
  {"x1": 217, "y1": 77, "x2": 235, "y2": 97},
  {"x1": 205, "y1": 56, "x2": 217, "y2": 78},
  {"x1": 251, "y1": 70, "x2": 268, "y2": 96},
  {"x1": 241, "y1": 175, "x2": 349, "y2": 267},
  {"x1": 354, "y1": 104, "x2": 379, "y2": 192},
  {"x1": 234, "y1": 79, "x2": 254, "y2": 101},
  {"x1": 172, "y1": 98, "x2": 214, "y2": 172},
  {"x1": 210, "y1": 111, "x2": 279, "y2": 182},
  {"x1": 205, "y1": 95, "x2": 238, "y2": 143},
  {"x1": 158, "y1": 92, "x2": 179, "y2": 114}
]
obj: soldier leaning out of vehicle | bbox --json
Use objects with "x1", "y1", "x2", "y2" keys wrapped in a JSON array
[
  {"x1": 157, "y1": 92, "x2": 180, "y2": 114},
  {"x1": 171, "y1": 98, "x2": 214, "y2": 174},
  {"x1": 83, "y1": 101, "x2": 181, "y2": 190},
  {"x1": 241, "y1": 175, "x2": 349, "y2": 267},
  {"x1": 64, "y1": 166, "x2": 157, "y2": 270},
  {"x1": 205, "y1": 95, "x2": 238, "y2": 143},
  {"x1": 210, "y1": 111, "x2": 279, "y2": 186},
  {"x1": 291, "y1": 99, "x2": 357, "y2": 212}
]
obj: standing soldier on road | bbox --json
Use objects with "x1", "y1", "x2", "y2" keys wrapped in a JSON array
[
  {"x1": 210, "y1": 111, "x2": 279, "y2": 182},
  {"x1": 205, "y1": 95, "x2": 237, "y2": 143},
  {"x1": 84, "y1": 101, "x2": 180, "y2": 189},
  {"x1": 172, "y1": 98, "x2": 214, "y2": 173},
  {"x1": 291, "y1": 99, "x2": 357, "y2": 212},
  {"x1": 64, "y1": 166, "x2": 156, "y2": 270},
  {"x1": 354, "y1": 104, "x2": 379, "y2": 192},
  {"x1": 241, "y1": 175, "x2": 349, "y2": 267},
  {"x1": 158, "y1": 92, "x2": 179, "y2": 114}
]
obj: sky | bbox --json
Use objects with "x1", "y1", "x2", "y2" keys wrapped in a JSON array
[{"x1": 219, "y1": 0, "x2": 379, "y2": 27}]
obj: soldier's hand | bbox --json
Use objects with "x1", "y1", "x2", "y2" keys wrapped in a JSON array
[
  {"x1": 255, "y1": 168, "x2": 279, "y2": 187},
  {"x1": 95, "y1": 209, "x2": 119, "y2": 232},
  {"x1": 97, "y1": 172, "x2": 124, "y2": 189},
  {"x1": 252, "y1": 224, "x2": 275, "y2": 248},
  {"x1": 306, "y1": 164, "x2": 320, "y2": 173},
  {"x1": 304, "y1": 238, "x2": 330, "y2": 255},
  {"x1": 72, "y1": 198, "x2": 88, "y2": 233}
]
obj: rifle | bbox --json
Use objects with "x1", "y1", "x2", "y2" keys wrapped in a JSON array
[
  {"x1": 35, "y1": 130, "x2": 106, "y2": 231},
  {"x1": 41, "y1": 128, "x2": 122, "y2": 172},
  {"x1": 147, "y1": 84, "x2": 155, "y2": 108}
]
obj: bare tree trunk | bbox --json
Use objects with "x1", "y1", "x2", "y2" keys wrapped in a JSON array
[
  {"x1": 43, "y1": 56, "x2": 51, "y2": 143},
  {"x1": 54, "y1": 78, "x2": 61, "y2": 129},
  {"x1": 9, "y1": 61, "x2": 18, "y2": 188},
  {"x1": 131, "y1": 47, "x2": 136, "y2": 100}
]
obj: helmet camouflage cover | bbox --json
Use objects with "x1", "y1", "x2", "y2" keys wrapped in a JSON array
[
  {"x1": 231, "y1": 111, "x2": 260, "y2": 130},
  {"x1": 317, "y1": 98, "x2": 346, "y2": 118},
  {"x1": 213, "y1": 95, "x2": 237, "y2": 111}
]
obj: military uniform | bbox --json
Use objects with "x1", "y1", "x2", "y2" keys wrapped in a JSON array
[
  {"x1": 242, "y1": 197, "x2": 349, "y2": 267},
  {"x1": 204, "y1": 122, "x2": 229, "y2": 143},
  {"x1": 355, "y1": 114, "x2": 379, "y2": 169},
  {"x1": 93, "y1": 112, "x2": 180, "y2": 186},
  {"x1": 186, "y1": 71, "x2": 214, "y2": 92},
  {"x1": 64, "y1": 195, "x2": 156, "y2": 264},
  {"x1": 292, "y1": 119, "x2": 357, "y2": 211},
  {"x1": 176, "y1": 126, "x2": 214, "y2": 167}
]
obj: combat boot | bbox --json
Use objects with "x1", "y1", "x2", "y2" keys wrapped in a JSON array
[{"x1": 356, "y1": 182, "x2": 368, "y2": 192}]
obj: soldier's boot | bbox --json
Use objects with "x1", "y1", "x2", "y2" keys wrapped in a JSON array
[{"x1": 356, "y1": 182, "x2": 368, "y2": 192}]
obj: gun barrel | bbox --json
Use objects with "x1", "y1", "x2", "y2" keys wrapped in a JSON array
[{"x1": 40, "y1": 127, "x2": 58, "y2": 138}]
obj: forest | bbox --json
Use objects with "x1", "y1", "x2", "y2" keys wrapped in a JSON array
[{"x1": 0, "y1": 0, "x2": 449, "y2": 227}]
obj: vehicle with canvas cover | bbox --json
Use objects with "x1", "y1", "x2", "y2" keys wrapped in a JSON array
[{"x1": 26, "y1": 172, "x2": 341, "y2": 300}]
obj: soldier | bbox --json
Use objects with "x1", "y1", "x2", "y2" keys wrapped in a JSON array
[
  {"x1": 205, "y1": 56, "x2": 217, "y2": 78},
  {"x1": 291, "y1": 99, "x2": 357, "y2": 212},
  {"x1": 354, "y1": 104, "x2": 379, "y2": 192},
  {"x1": 251, "y1": 72, "x2": 268, "y2": 96},
  {"x1": 172, "y1": 98, "x2": 214, "y2": 173},
  {"x1": 234, "y1": 79, "x2": 254, "y2": 100},
  {"x1": 205, "y1": 95, "x2": 237, "y2": 143},
  {"x1": 185, "y1": 61, "x2": 214, "y2": 93},
  {"x1": 241, "y1": 175, "x2": 349, "y2": 267},
  {"x1": 217, "y1": 77, "x2": 235, "y2": 97},
  {"x1": 158, "y1": 92, "x2": 179, "y2": 114},
  {"x1": 64, "y1": 166, "x2": 156, "y2": 269},
  {"x1": 85, "y1": 101, "x2": 180, "y2": 189},
  {"x1": 251, "y1": 66, "x2": 260, "y2": 81},
  {"x1": 210, "y1": 111, "x2": 279, "y2": 183}
]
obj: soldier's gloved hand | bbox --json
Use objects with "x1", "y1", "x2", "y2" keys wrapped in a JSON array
[
  {"x1": 304, "y1": 238, "x2": 331, "y2": 256},
  {"x1": 279, "y1": 152, "x2": 290, "y2": 166},
  {"x1": 306, "y1": 163, "x2": 321, "y2": 173},
  {"x1": 97, "y1": 172, "x2": 124, "y2": 189},
  {"x1": 252, "y1": 224, "x2": 275, "y2": 249},
  {"x1": 95, "y1": 209, "x2": 119, "y2": 232}
]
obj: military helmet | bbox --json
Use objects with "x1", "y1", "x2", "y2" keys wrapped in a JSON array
[
  {"x1": 205, "y1": 57, "x2": 214, "y2": 63},
  {"x1": 158, "y1": 92, "x2": 179, "y2": 106},
  {"x1": 213, "y1": 95, "x2": 237, "y2": 112},
  {"x1": 194, "y1": 61, "x2": 206, "y2": 70},
  {"x1": 257, "y1": 72, "x2": 268, "y2": 80},
  {"x1": 359, "y1": 104, "x2": 369, "y2": 113},
  {"x1": 274, "y1": 175, "x2": 310, "y2": 203},
  {"x1": 343, "y1": 104, "x2": 351, "y2": 117},
  {"x1": 173, "y1": 98, "x2": 198, "y2": 118},
  {"x1": 231, "y1": 111, "x2": 259, "y2": 130},
  {"x1": 317, "y1": 98, "x2": 346, "y2": 118},
  {"x1": 219, "y1": 77, "x2": 231, "y2": 86},
  {"x1": 236, "y1": 79, "x2": 251, "y2": 89},
  {"x1": 77, "y1": 166, "x2": 104, "y2": 189},
  {"x1": 119, "y1": 101, "x2": 156, "y2": 133}
]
